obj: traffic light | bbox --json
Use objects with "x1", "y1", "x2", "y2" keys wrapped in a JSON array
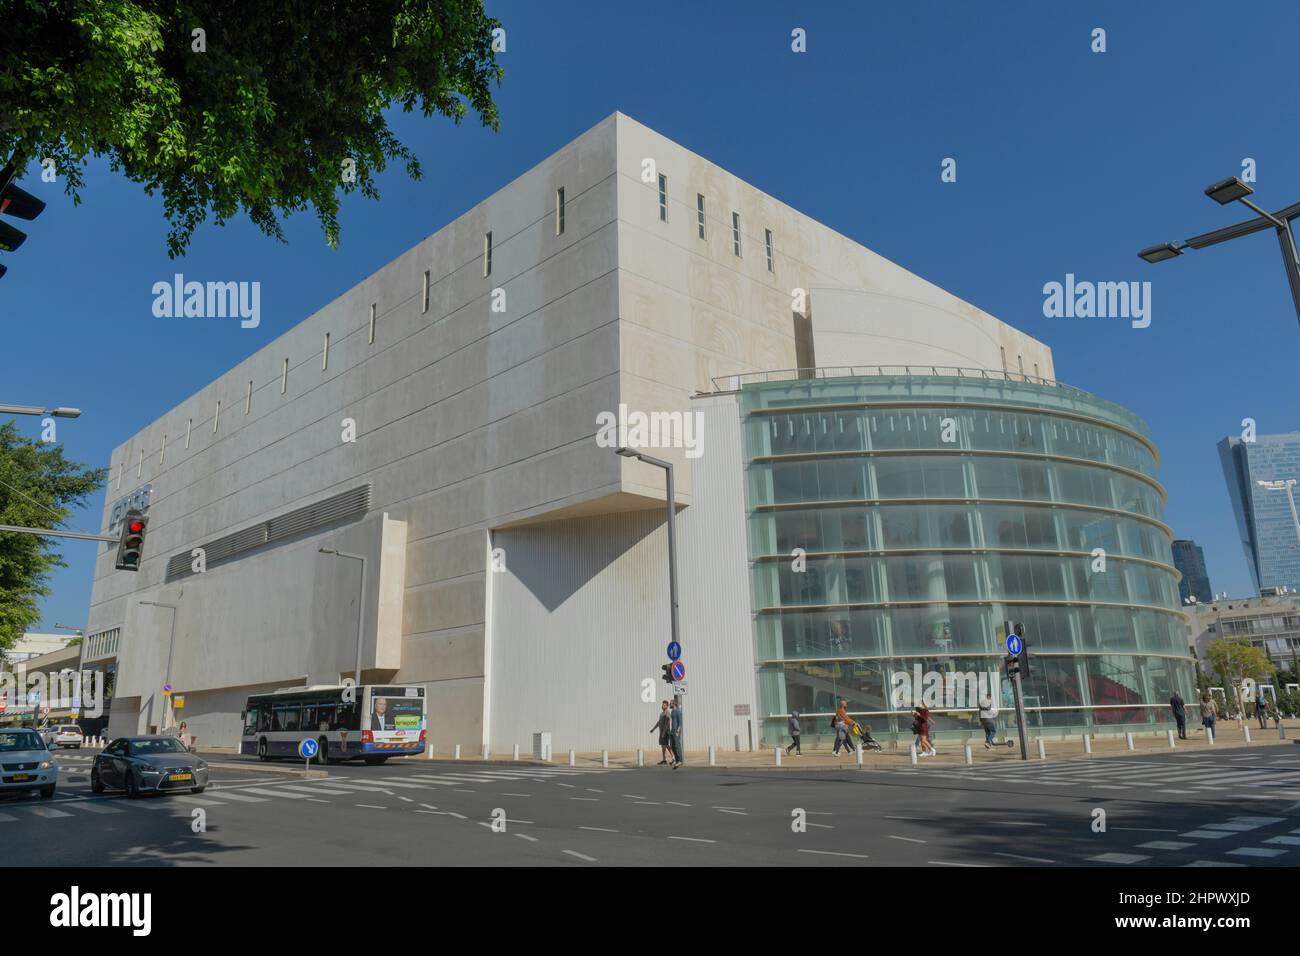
[
  {"x1": 661, "y1": 663, "x2": 673, "y2": 684},
  {"x1": 0, "y1": 162, "x2": 47, "y2": 277},
  {"x1": 1005, "y1": 654, "x2": 1021, "y2": 678},
  {"x1": 115, "y1": 509, "x2": 148, "y2": 571}
]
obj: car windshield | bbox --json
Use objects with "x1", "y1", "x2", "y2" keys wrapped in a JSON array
[
  {"x1": 0, "y1": 732, "x2": 44, "y2": 752},
  {"x1": 131, "y1": 738, "x2": 188, "y2": 755}
]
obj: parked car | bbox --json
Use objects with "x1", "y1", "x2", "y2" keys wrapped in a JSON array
[
  {"x1": 0, "y1": 729, "x2": 58, "y2": 799},
  {"x1": 50, "y1": 725, "x2": 85, "y2": 749},
  {"x1": 91, "y1": 736, "x2": 209, "y2": 798}
]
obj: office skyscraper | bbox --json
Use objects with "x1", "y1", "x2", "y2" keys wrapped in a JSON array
[
  {"x1": 1171, "y1": 539, "x2": 1212, "y2": 604},
  {"x1": 1218, "y1": 432, "x2": 1300, "y2": 594}
]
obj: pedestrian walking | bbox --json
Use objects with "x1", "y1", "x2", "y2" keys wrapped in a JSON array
[
  {"x1": 1256, "y1": 694, "x2": 1269, "y2": 730},
  {"x1": 912, "y1": 700, "x2": 936, "y2": 756},
  {"x1": 1169, "y1": 690, "x2": 1187, "y2": 740},
  {"x1": 786, "y1": 710, "x2": 802, "y2": 755},
  {"x1": 831, "y1": 699, "x2": 851, "y2": 755},
  {"x1": 650, "y1": 701, "x2": 673, "y2": 765},
  {"x1": 1199, "y1": 693, "x2": 1217, "y2": 738},
  {"x1": 977, "y1": 693, "x2": 999, "y2": 749},
  {"x1": 669, "y1": 698, "x2": 683, "y2": 768}
]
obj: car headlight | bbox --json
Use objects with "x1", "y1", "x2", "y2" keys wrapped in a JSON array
[
  {"x1": 196, "y1": 761, "x2": 208, "y2": 771},
  {"x1": 39, "y1": 760, "x2": 53, "y2": 770}
]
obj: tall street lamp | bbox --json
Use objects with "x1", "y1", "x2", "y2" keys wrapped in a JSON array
[
  {"x1": 0, "y1": 404, "x2": 81, "y2": 418},
  {"x1": 615, "y1": 447, "x2": 683, "y2": 747},
  {"x1": 319, "y1": 548, "x2": 367, "y2": 688},
  {"x1": 1138, "y1": 176, "x2": 1300, "y2": 327},
  {"x1": 138, "y1": 601, "x2": 178, "y2": 730}
]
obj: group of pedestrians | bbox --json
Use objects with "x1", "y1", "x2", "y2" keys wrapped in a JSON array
[
  {"x1": 784, "y1": 701, "x2": 873, "y2": 756},
  {"x1": 1171, "y1": 689, "x2": 1281, "y2": 740},
  {"x1": 649, "y1": 699, "x2": 684, "y2": 768}
]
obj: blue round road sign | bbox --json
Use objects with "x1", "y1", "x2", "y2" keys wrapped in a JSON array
[
  {"x1": 1006, "y1": 635, "x2": 1023, "y2": 656},
  {"x1": 667, "y1": 641, "x2": 682, "y2": 661},
  {"x1": 298, "y1": 738, "x2": 319, "y2": 759},
  {"x1": 670, "y1": 660, "x2": 686, "y2": 682}
]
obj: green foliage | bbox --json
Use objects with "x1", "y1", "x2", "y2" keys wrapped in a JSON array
[
  {"x1": 1204, "y1": 638, "x2": 1275, "y2": 687},
  {"x1": 0, "y1": 421, "x2": 107, "y2": 650},
  {"x1": 0, "y1": 0, "x2": 503, "y2": 256}
]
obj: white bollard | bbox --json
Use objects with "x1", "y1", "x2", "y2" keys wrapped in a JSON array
[
  {"x1": 637, "y1": 748, "x2": 644, "y2": 767},
  {"x1": 426, "y1": 741, "x2": 434, "y2": 759},
  {"x1": 568, "y1": 749, "x2": 575, "y2": 767},
  {"x1": 707, "y1": 745, "x2": 715, "y2": 767},
  {"x1": 454, "y1": 743, "x2": 461, "y2": 760},
  {"x1": 964, "y1": 744, "x2": 972, "y2": 765},
  {"x1": 735, "y1": 734, "x2": 741, "y2": 752},
  {"x1": 856, "y1": 746, "x2": 864, "y2": 768},
  {"x1": 513, "y1": 743, "x2": 519, "y2": 760},
  {"x1": 1167, "y1": 729, "x2": 1176, "y2": 748},
  {"x1": 774, "y1": 746, "x2": 782, "y2": 766},
  {"x1": 1207, "y1": 726, "x2": 1216, "y2": 745},
  {"x1": 1125, "y1": 732, "x2": 1134, "y2": 751},
  {"x1": 1244, "y1": 725, "x2": 1252, "y2": 743},
  {"x1": 1037, "y1": 738, "x2": 1046, "y2": 760},
  {"x1": 910, "y1": 742, "x2": 918, "y2": 766},
  {"x1": 1083, "y1": 734, "x2": 1092, "y2": 754},
  {"x1": 602, "y1": 749, "x2": 609, "y2": 768},
  {"x1": 1280, "y1": 723, "x2": 1287, "y2": 740},
  {"x1": 482, "y1": 744, "x2": 489, "y2": 760}
]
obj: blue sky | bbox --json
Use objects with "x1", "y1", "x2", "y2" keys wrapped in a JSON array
[{"x1": 4, "y1": 0, "x2": 1299, "y2": 630}]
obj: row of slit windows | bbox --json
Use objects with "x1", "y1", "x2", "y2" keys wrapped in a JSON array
[{"x1": 659, "y1": 174, "x2": 775, "y2": 273}]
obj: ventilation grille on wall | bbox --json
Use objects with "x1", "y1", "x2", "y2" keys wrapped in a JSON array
[{"x1": 165, "y1": 484, "x2": 371, "y2": 580}]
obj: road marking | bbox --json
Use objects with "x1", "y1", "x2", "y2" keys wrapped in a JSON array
[
  {"x1": 516, "y1": 833, "x2": 538, "y2": 842},
  {"x1": 579, "y1": 826, "x2": 619, "y2": 833},
  {"x1": 883, "y1": 815, "x2": 920, "y2": 820},
  {"x1": 1184, "y1": 860, "x2": 1246, "y2": 867},
  {"x1": 25, "y1": 806, "x2": 72, "y2": 819},
  {"x1": 712, "y1": 806, "x2": 746, "y2": 811},
  {"x1": 502, "y1": 793, "x2": 531, "y2": 797},
  {"x1": 1264, "y1": 836, "x2": 1300, "y2": 846},
  {"x1": 270, "y1": 784, "x2": 357, "y2": 796},
  {"x1": 1138, "y1": 841, "x2": 1195, "y2": 851},
  {"x1": 667, "y1": 835, "x2": 716, "y2": 843},
  {"x1": 204, "y1": 790, "x2": 269, "y2": 802},
  {"x1": 716, "y1": 809, "x2": 748, "y2": 816},
  {"x1": 170, "y1": 795, "x2": 224, "y2": 807},
  {"x1": 569, "y1": 797, "x2": 598, "y2": 801},
  {"x1": 888, "y1": 835, "x2": 926, "y2": 844},
  {"x1": 399, "y1": 796, "x2": 414, "y2": 803},
  {"x1": 1181, "y1": 830, "x2": 1234, "y2": 839},
  {"x1": 807, "y1": 822, "x2": 834, "y2": 829},
  {"x1": 666, "y1": 801, "x2": 691, "y2": 807},
  {"x1": 1226, "y1": 847, "x2": 1287, "y2": 858},
  {"x1": 557, "y1": 783, "x2": 575, "y2": 789},
  {"x1": 798, "y1": 849, "x2": 869, "y2": 860},
  {"x1": 418, "y1": 803, "x2": 438, "y2": 811},
  {"x1": 929, "y1": 860, "x2": 988, "y2": 867},
  {"x1": 994, "y1": 852, "x2": 1055, "y2": 863},
  {"x1": 586, "y1": 788, "x2": 604, "y2": 793},
  {"x1": 634, "y1": 801, "x2": 660, "y2": 806},
  {"x1": 991, "y1": 821, "x2": 1046, "y2": 827},
  {"x1": 356, "y1": 804, "x2": 387, "y2": 809},
  {"x1": 623, "y1": 794, "x2": 645, "y2": 799},
  {"x1": 1087, "y1": 853, "x2": 1150, "y2": 864},
  {"x1": 453, "y1": 789, "x2": 476, "y2": 793},
  {"x1": 239, "y1": 788, "x2": 313, "y2": 799},
  {"x1": 64, "y1": 801, "x2": 124, "y2": 814},
  {"x1": 563, "y1": 850, "x2": 596, "y2": 862},
  {"x1": 1112, "y1": 827, "x2": 1178, "y2": 833}
]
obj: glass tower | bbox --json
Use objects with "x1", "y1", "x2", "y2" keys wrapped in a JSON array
[
  {"x1": 1217, "y1": 433, "x2": 1300, "y2": 594},
  {"x1": 1170, "y1": 539, "x2": 1212, "y2": 605},
  {"x1": 742, "y1": 373, "x2": 1195, "y2": 745}
]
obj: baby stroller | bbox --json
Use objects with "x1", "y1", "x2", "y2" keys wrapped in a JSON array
[{"x1": 851, "y1": 720, "x2": 883, "y2": 752}]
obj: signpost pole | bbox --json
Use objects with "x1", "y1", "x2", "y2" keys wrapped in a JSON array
[{"x1": 1012, "y1": 669, "x2": 1029, "y2": 761}]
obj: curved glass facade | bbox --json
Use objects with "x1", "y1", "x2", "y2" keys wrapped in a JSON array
[{"x1": 742, "y1": 373, "x2": 1196, "y2": 746}]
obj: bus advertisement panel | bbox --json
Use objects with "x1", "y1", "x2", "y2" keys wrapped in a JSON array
[{"x1": 365, "y1": 686, "x2": 426, "y2": 755}]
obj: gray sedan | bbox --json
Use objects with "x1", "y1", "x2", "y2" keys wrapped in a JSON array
[
  {"x1": 91, "y1": 735, "x2": 209, "y2": 798},
  {"x1": 0, "y1": 730, "x2": 58, "y2": 799}
]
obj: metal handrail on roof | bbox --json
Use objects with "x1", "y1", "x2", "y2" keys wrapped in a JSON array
[{"x1": 710, "y1": 365, "x2": 1068, "y2": 393}]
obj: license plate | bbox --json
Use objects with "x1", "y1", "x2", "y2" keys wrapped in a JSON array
[
  {"x1": 11, "y1": 774, "x2": 32, "y2": 782},
  {"x1": 168, "y1": 773, "x2": 193, "y2": 781}
]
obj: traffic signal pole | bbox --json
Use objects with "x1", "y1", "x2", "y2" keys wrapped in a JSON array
[{"x1": 1011, "y1": 666, "x2": 1029, "y2": 761}]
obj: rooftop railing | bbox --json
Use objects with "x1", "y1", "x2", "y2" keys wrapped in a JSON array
[{"x1": 710, "y1": 365, "x2": 1065, "y2": 393}]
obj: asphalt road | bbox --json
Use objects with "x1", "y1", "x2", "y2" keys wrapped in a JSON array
[{"x1": 5, "y1": 744, "x2": 1299, "y2": 866}]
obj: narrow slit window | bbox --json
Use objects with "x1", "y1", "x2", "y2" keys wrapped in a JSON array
[
  {"x1": 1000, "y1": 346, "x2": 1007, "y2": 374},
  {"x1": 281, "y1": 358, "x2": 288, "y2": 394},
  {"x1": 368, "y1": 303, "x2": 376, "y2": 345},
  {"x1": 658, "y1": 174, "x2": 668, "y2": 221},
  {"x1": 159, "y1": 434, "x2": 166, "y2": 466},
  {"x1": 421, "y1": 270, "x2": 430, "y2": 313},
  {"x1": 323, "y1": 332, "x2": 330, "y2": 370},
  {"x1": 213, "y1": 400, "x2": 220, "y2": 433},
  {"x1": 765, "y1": 229, "x2": 774, "y2": 272},
  {"x1": 732, "y1": 212, "x2": 742, "y2": 257},
  {"x1": 245, "y1": 380, "x2": 252, "y2": 414},
  {"x1": 185, "y1": 418, "x2": 192, "y2": 449},
  {"x1": 116, "y1": 461, "x2": 123, "y2": 490},
  {"x1": 556, "y1": 187, "x2": 565, "y2": 235},
  {"x1": 137, "y1": 448, "x2": 143, "y2": 478},
  {"x1": 483, "y1": 231, "x2": 492, "y2": 277},
  {"x1": 697, "y1": 193, "x2": 706, "y2": 239}
]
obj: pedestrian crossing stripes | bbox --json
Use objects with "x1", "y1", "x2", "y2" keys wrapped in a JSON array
[{"x1": 958, "y1": 757, "x2": 1300, "y2": 796}]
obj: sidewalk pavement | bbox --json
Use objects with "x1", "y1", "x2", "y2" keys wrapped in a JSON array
[{"x1": 418, "y1": 719, "x2": 1297, "y2": 771}]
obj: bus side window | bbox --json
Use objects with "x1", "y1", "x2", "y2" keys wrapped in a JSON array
[
  {"x1": 318, "y1": 703, "x2": 337, "y2": 730},
  {"x1": 256, "y1": 708, "x2": 271, "y2": 733},
  {"x1": 338, "y1": 702, "x2": 358, "y2": 731}
]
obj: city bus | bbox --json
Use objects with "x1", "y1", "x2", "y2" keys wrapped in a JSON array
[{"x1": 239, "y1": 685, "x2": 426, "y2": 764}]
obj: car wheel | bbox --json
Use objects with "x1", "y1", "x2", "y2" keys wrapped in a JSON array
[
  {"x1": 257, "y1": 738, "x2": 269, "y2": 761},
  {"x1": 125, "y1": 771, "x2": 141, "y2": 800},
  {"x1": 90, "y1": 767, "x2": 105, "y2": 794},
  {"x1": 39, "y1": 785, "x2": 55, "y2": 799},
  {"x1": 191, "y1": 785, "x2": 206, "y2": 794}
]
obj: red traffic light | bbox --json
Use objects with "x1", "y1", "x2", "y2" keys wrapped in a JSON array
[{"x1": 129, "y1": 520, "x2": 144, "y2": 533}]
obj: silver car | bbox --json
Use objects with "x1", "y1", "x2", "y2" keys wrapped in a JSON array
[
  {"x1": 0, "y1": 729, "x2": 59, "y2": 799},
  {"x1": 91, "y1": 735, "x2": 209, "y2": 798}
]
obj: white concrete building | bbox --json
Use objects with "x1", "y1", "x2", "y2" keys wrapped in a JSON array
[{"x1": 84, "y1": 112, "x2": 1111, "y2": 752}]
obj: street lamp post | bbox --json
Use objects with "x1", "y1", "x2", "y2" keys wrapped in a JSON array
[
  {"x1": 615, "y1": 447, "x2": 683, "y2": 751},
  {"x1": 1138, "y1": 176, "x2": 1300, "y2": 327},
  {"x1": 0, "y1": 404, "x2": 81, "y2": 418},
  {"x1": 319, "y1": 548, "x2": 367, "y2": 688},
  {"x1": 138, "y1": 602, "x2": 178, "y2": 731}
]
